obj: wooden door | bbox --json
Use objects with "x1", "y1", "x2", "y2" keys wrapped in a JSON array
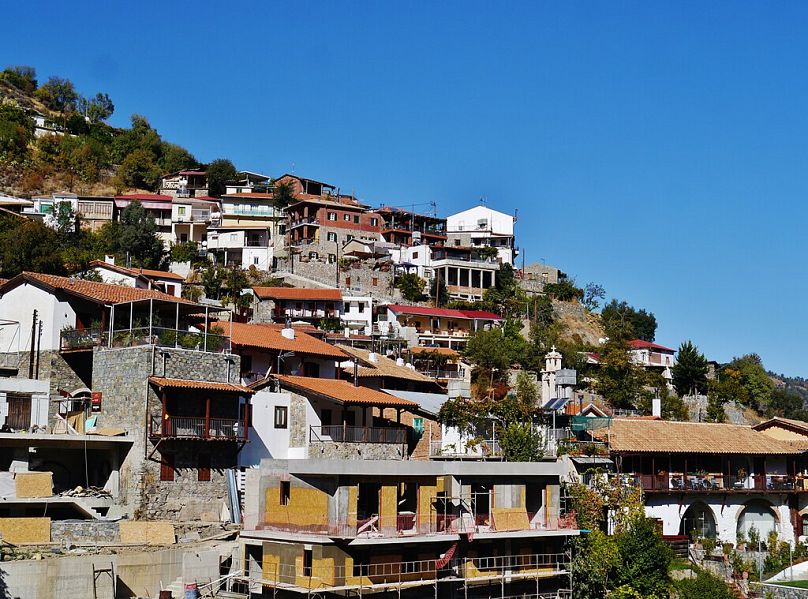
[{"x1": 6, "y1": 393, "x2": 31, "y2": 429}]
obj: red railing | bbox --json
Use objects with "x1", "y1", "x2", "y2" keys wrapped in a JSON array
[{"x1": 630, "y1": 473, "x2": 800, "y2": 492}]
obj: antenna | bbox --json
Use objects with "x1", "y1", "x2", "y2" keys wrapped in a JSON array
[
  {"x1": 479, "y1": 196, "x2": 487, "y2": 205},
  {"x1": 430, "y1": 200, "x2": 437, "y2": 218},
  {"x1": 514, "y1": 208, "x2": 519, "y2": 223}
]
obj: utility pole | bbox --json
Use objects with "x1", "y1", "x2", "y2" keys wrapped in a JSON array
[
  {"x1": 35, "y1": 320, "x2": 42, "y2": 380},
  {"x1": 28, "y1": 310, "x2": 37, "y2": 379}
]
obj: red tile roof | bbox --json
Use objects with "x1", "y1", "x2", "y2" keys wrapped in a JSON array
[
  {"x1": 252, "y1": 287, "x2": 343, "y2": 301},
  {"x1": 386, "y1": 305, "x2": 501, "y2": 320},
  {"x1": 628, "y1": 339, "x2": 675, "y2": 352},
  {"x1": 149, "y1": 376, "x2": 253, "y2": 394},
  {"x1": 222, "y1": 193, "x2": 277, "y2": 199},
  {"x1": 114, "y1": 194, "x2": 173, "y2": 202},
  {"x1": 276, "y1": 375, "x2": 417, "y2": 407},
  {"x1": 91, "y1": 260, "x2": 185, "y2": 281},
  {"x1": 216, "y1": 321, "x2": 347, "y2": 359},
  {"x1": 3, "y1": 272, "x2": 197, "y2": 306}
]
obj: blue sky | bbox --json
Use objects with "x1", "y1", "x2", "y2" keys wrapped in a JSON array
[{"x1": 7, "y1": 1, "x2": 808, "y2": 375}]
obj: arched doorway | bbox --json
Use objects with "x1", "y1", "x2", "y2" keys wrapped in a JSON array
[
  {"x1": 737, "y1": 500, "x2": 778, "y2": 542},
  {"x1": 679, "y1": 502, "x2": 717, "y2": 539}
]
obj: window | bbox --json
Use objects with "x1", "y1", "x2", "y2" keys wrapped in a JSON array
[
  {"x1": 454, "y1": 239, "x2": 461, "y2": 246},
  {"x1": 303, "y1": 362, "x2": 320, "y2": 377},
  {"x1": 165, "y1": 284, "x2": 175, "y2": 295},
  {"x1": 803, "y1": 516, "x2": 808, "y2": 537},
  {"x1": 372, "y1": 277, "x2": 378, "y2": 286},
  {"x1": 353, "y1": 215, "x2": 360, "y2": 224},
  {"x1": 280, "y1": 480, "x2": 290, "y2": 505},
  {"x1": 321, "y1": 408, "x2": 333, "y2": 426},
  {"x1": 346, "y1": 235, "x2": 354, "y2": 242},
  {"x1": 308, "y1": 252, "x2": 318, "y2": 259},
  {"x1": 370, "y1": 217, "x2": 378, "y2": 226},
  {"x1": 345, "y1": 276, "x2": 351, "y2": 287},
  {"x1": 177, "y1": 206, "x2": 186, "y2": 215},
  {"x1": 327, "y1": 232, "x2": 337, "y2": 242},
  {"x1": 344, "y1": 214, "x2": 351, "y2": 221},
  {"x1": 198, "y1": 454, "x2": 211, "y2": 482},
  {"x1": 160, "y1": 453, "x2": 175, "y2": 482},
  {"x1": 241, "y1": 354, "x2": 253, "y2": 375},
  {"x1": 413, "y1": 417, "x2": 424, "y2": 435},
  {"x1": 180, "y1": 233, "x2": 188, "y2": 243},
  {"x1": 253, "y1": 257, "x2": 259, "y2": 265},
  {"x1": 328, "y1": 212, "x2": 337, "y2": 221},
  {"x1": 412, "y1": 251, "x2": 419, "y2": 259},
  {"x1": 303, "y1": 549, "x2": 313, "y2": 577},
  {"x1": 274, "y1": 406, "x2": 288, "y2": 429},
  {"x1": 328, "y1": 254, "x2": 336, "y2": 264},
  {"x1": 358, "y1": 303, "x2": 365, "y2": 313}
]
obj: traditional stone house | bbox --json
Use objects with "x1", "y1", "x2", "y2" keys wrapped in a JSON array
[{"x1": 252, "y1": 286, "x2": 343, "y2": 325}]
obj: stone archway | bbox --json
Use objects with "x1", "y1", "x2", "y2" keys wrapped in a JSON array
[
  {"x1": 737, "y1": 499, "x2": 779, "y2": 543},
  {"x1": 679, "y1": 502, "x2": 717, "y2": 539}
]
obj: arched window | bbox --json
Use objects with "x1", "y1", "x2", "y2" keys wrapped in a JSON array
[
  {"x1": 802, "y1": 515, "x2": 808, "y2": 538},
  {"x1": 737, "y1": 500, "x2": 778, "y2": 541},
  {"x1": 679, "y1": 502, "x2": 716, "y2": 539}
]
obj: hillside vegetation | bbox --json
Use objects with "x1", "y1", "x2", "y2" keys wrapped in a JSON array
[{"x1": 0, "y1": 64, "x2": 235, "y2": 197}]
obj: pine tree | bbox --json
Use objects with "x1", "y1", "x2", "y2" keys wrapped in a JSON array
[{"x1": 671, "y1": 340, "x2": 709, "y2": 397}]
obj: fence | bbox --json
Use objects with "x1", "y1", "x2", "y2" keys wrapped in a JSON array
[
  {"x1": 60, "y1": 326, "x2": 231, "y2": 353},
  {"x1": 150, "y1": 414, "x2": 247, "y2": 440},
  {"x1": 309, "y1": 424, "x2": 407, "y2": 444}
]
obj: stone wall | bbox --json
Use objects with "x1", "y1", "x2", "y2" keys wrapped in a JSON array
[
  {"x1": 51, "y1": 520, "x2": 119, "y2": 544},
  {"x1": 750, "y1": 583, "x2": 808, "y2": 598},
  {"x1": 308, "y1": 440, "x2": 405, "y2": 460},
  {"x1": 90, "y1": 345, "x2": 242, "y2": 521}
]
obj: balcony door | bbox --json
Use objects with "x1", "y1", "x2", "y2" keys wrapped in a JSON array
[{"x1": 5, "y1": 393, "x2": 31, "y2": 430}]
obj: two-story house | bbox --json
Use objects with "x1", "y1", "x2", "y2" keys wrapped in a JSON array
[
  {"x1": 208, "y1": 192, "x2": 283, "y2": 270},
  {"x1": 378, "y1": 305, "x2": 502, "y2": 349},
  {"x1": 591, "y1": 418, "x2": 808, "y2": 544},
  {"x1": 159, "y1": 170, "x2": 208, "y2": 198},
  {"x1": 252, "y1": 287, "x2": 343, "y2": 325},
  {"x1": 446, "y1": 205, "x2": 517, "y2": 266},
  {"x1": 376, "y1": 206, "x2": 447, "y2": 248}
]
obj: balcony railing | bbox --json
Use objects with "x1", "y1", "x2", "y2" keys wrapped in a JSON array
[
  {"x1": 310, "y1": 425, "x2": 407, "y2": 444},
  {"x1": 150, "y1": 414, "x2": 247, "y2": 440},
  {"x1": 629, "y1": 473, "x2": 804, "y2": 492},
  {"x1": 60, "y1": 326, "x2": 105, "y2": 351},
  {"x1": 259, "y1": 500, "x2": 576, "y2": 539},
  {"x1": 290, "y1": 216, "x2": 320, "y2": 228},
  {"x1": 429, "y1": 439, "x2": 501, "y2": 459},
  {"x1": 419, "y1": 369, "x2": 464, "y2": 380},
  {"x1": 226, "y1": 206, "x2": 280, "y2": 217},
  {"x1": 60, "y1": 326, "x2": 231, "y2": 354}
]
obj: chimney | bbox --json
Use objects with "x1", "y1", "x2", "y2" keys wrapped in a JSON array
[
  {"x1": 395, "y1": 357, "x2": 405, "y2": 367},
  {"x1": 652, "y1": 395, "x2": 662, "y2": 418},
  {"x1": 104, "y1": 255, "x2": 115, "y2": 265},
  {"x1": 281, "y1": 327, "x2": 295, "y2": 340},
  {"x1": 368, "y1": 352, "x2": 378, "y2": 363}
]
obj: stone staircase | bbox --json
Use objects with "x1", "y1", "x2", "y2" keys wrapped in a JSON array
[{"x1": 161, "y1": 576, "x2": 184, "y2": 597}]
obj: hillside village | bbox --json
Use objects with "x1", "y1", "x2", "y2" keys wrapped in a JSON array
[{"x1": 1, "y1": 65, "x2": 808, "y2": 599}]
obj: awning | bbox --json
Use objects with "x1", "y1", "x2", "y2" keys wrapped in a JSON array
[{"x1": 148, "y1": 376, "x2": 254, "y2": 394}]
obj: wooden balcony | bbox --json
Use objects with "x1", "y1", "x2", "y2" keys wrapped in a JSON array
[
  {"x1": 628, "y1": 473, "x2": 806, "y2": 493},
  {"x1": 309, "y1": 424, "x2": 407, "y2": 444},
  {"x1": 150, "y1": 414, "x2": 247, "y2": 441}
]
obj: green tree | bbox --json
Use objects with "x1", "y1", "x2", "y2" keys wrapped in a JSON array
[
  {"x1": 613, "y1": 516, "x2": 673, "y2": 597},
  {"x1": 675, "y1": 568, "x2": 735, "y2": 599},
  {"x1": 109, "y1": 114, "x2": 162, "y2": 163},
  {"x1": 206, "y1": 158, "x2": 237, "y2": 197},
  {"x1": 158, "y1": 142, "x2": 197, "y2": 173},
  {"x1": 543, "y1": 277, "x2": 584, "y2": 302},
  {"x1": 583, "y1": 282, "x2": 606, "y2": 310},
  {"x1": 0, "y1": 103, "x2": 33, "y2": 160},
  {"x1": 272, "y1": 179, "x2": 298, "y2": 208},
  {"x1": 767, "y1": 388, "x2": 808, "y2": 420},
  {"x1": 0, "y1": 220, "x2": 65, "y2": 276},
  {"x1": 35, "y1": 76, "x2": 79, "y2": 112},
  {"x1": 116, "y1": 201, "x2": 163, "y2": 267},
  {"x1": 601, "y1": 299, "x2": 657, "y2": 342},
  {"x1": 117, "y1": 148, "x2": 161, "y2": 190},
  {"x1": 396, "y1": 272, "x2": 426, "y2": 302},
  {"x1": 79, "y1": 92, "x2": 115, "y2": 123},
  {"x1": 672, "y1": 341, "x2": 709, "y2": 397},
  {"x1": 1, "y1": 65, "x2": 37, "y2": 92},
  {"x1": 170, "y1": 241, "x2": 198, "y2": 264},
  {"x1": 498, "y1": 422, "x2": 543, "y2": 461},
  {"x1": 571, "y1": 530, "x2": 619, "y2": 599},
  {"x1": 595, "y1": 340, "x2": 648, "y2": 409},
  {"x1": 201, "y1": 266, "x2": 225, "y2": 300},
  {"x1": 430, "y1": 275, "x2": 449, "y2": 307}
]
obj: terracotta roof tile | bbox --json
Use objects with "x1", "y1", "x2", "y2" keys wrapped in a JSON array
[
  {"x1": 149, "y1": 376, "x2": 254, "y2": 394},
  {"x1": 5, "y1": 272, "x2": 197, "y2": 306},
  {"x1": 386, "y1": 304, "x2": 501, "y2": 320},
  {"x1": 409, "y1": 346, "x2": 460, "y2": 358},
  {"x1": 217, "y1": 321, "x2": 347, "y2": 359},
  {"x1": 337, "y1": 345, "x2": 435, "y2": 383},
  {"x1": 276, "y1": 375, "x2": 417, "y2": 407},
  {"x1": 594, "y1": 418, "x2": 801, "y2": 455},
  {"x1": 628, "y1": 339, "x2": 675, "y2": 352},
  {"x1": 91, "y1": 260, "x2": 185, "y2": 281},
  {"x1": 252, "y1": 286, "x2": 342, "y2": 301}
]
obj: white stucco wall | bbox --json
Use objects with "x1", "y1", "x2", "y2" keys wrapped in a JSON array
[
  {"x1": 240, "y1": 390, "x2": 291, "y2": 465},
  {"x1": 0, "y1": 377, "x2": 50, "y2": 429},
  {"x1": 643, "y1": 495, "x2": 794, "y2": 544},
  {"x1": 0, "y1": 283, "x2": 74, "y2": 352}
]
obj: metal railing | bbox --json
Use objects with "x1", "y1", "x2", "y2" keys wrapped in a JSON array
[
  {"x1": 150, "y1": 414, "x2": 247, "y2": 440},
  {"x1": 310, "y1": 424, "x2": 407, "y2": 444},
  {"x1": 60, "y1": 326, "x2": 105, "y2": 351},
  {"x1": 247, "y1": 552, "x2": 568, "y2": 591},
  {"x1": 429, "y1": 439, "x2": 502, "y2": 458},
  {"x1": 291, "y1": 216, "x2": 320, "y2": 227},
  {"x1": 103, "y1": 326, "x2": 231, "y2": 353},
  {"x1": 420, "y1": 369, "x2": 464, "y2": 379}
]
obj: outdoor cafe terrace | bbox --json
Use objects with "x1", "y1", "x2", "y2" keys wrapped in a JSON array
[{"x1": 595, "y1": 418, "x2": 808, "y2": 494}]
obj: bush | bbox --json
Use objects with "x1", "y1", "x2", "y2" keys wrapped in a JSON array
[{"x1": 676, "y1": 568, "x2": 735, "y2": 599}]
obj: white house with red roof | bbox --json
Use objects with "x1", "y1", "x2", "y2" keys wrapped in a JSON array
[
  {"x1": 379, "y1": 304, "x2": 502, "y2": 349},
  {"x1": 628, "y1": 339, "x2": 676, "y2": 383},
  {"x1": 90, "y1": 258, "x2": 185, "y2": 297},
  {"x1": 159, "y1": 169, "x2": 208, "y2": 198}
]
